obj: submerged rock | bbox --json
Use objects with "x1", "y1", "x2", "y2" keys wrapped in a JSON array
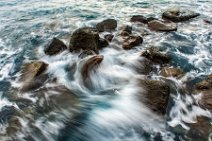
[
  {"x1": 69, "y1": 27, "x2": 99, "y2": 53},
  {"x1": 160, "y1": 67, "x2": 184, "y2": 78},
  {"x1": 122, "y1": 35, "x2": 143, "y2": 50},
  {"x1": 148, "y1": 20, "x2": 177, "y2": 31},
  {"x1": 130, "y1": 15, "x2": 148, "y2": 24},
  {"x1": 162, "y1": 8, "x2": 200, "y2": 22},
  {"x1": 120, "y1": 25, "x2": 132, "y2": 34},
  {"x1": 96, "y1": 19, "x2": 117, "y2": 32},
  {"x1": 104, "y1": 34, "x2": 114, "y2": 42},
  {"x1": 44, "y1": 38, "x2": 67, "y2": 56},
  {"x1": 141, "y1": 47, "x2": 171, "y2": 64},
  {"x1": 20, "y1": 61, "x2": 48, "y2": 92},
  {"x1": 139, "y1": 79, "x2": 170, "y2": 115}
]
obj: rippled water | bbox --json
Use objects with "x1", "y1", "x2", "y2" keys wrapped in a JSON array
[{"x1": 0, "y1": 0, "x2": 212, "y2": 141}]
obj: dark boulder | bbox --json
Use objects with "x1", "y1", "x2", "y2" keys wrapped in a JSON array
[
  {"x1": 130, "y1": 15, "x2": 148, "y2": 24},
  {"x1": 78, "y1": 50, "x2": 96, "y2": 59},
  {"x1": 141, "y1": 47, "x2": 171, "y2": 64},
  {"x1": 148, "y1": 20, "x2": 177, "y2": 31},
  {"x1": 104, "y1": 34, "x2": 114, "y2": 42},
  {"x1": 96, "y1": 19, "x2": 117, "y2": 32},
  {"x1": 139, "y1": 79, "x2": 170, "y2": 115},
  {"x1": 120, "y1": 25, "x2": 132, "y2": 34},
  {"x1": 98, "y1": 38, "x2": 109, "y2": 49},
  {"x1": 122, "y1": 35, "x2": 143, "y2": 50},
  {"x1": 160, "y1": 67, "x2": 184, "y2": 78},
  {"x1": 162, "y1": 8, "x2": 200, "y2": 22},
  {"x1": 69, "y1": 27, "x2": 99, "y2": 53},
  {"x1": 44, "y1": 38, "x2": 67, "y2": 56}
]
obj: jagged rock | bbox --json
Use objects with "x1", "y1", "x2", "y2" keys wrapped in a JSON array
[
  {"x1": 130, "y1": 15, "x2": 148, "y2": 24},
  {"x1": 162, "y1": 8, "x2": 200, "y2": 22},
  {"x1": 186, "y1": 116, "x2": 212, "y2": 141},
  {"x1": 20, "y1": 61, "x2": 48, "y2": 92},
  {"x1": 141, "y1": 47, "x2": 171, "y2": 64},
  {"x1": 78, "y1": 50, "x2": 96, "y2": 59},
  {"x1": 148, "y1": 20, "x2": 177, "y2": 31},
  {"x1": 96, "y1": 19, "x2": 117, "y2": 32},
  {"x1": 139, "y1": 79, "x2": 170, "y2": 115},
  {"x1": 98, "y1": 38, "x2": 109, "y2": 49},
  {"x1": 122, "y1": 35, "x2": 143, "y2": 49},
  {"x1": 69, "y1": 27, "x2": 99, "y2": 53},
  {"x1": 44, "y1": 38, "x2": 67, "y2": 56},
  {"x1": 104, "y1": 34, "x2": 114, "y2": 42},
  {"x1": 160, "y1": 67, "x2": 184, "y2": 78}
]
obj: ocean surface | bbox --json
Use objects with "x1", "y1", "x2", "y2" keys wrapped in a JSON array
[{"x1": 0, "y1": 0, "x2": 211, "y2": 141}]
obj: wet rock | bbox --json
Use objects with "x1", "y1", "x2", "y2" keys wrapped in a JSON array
[
  {"x1": 148, "y1": 20, "x2": 177, "y2": 31},
  {"x1": 44, "y1": 38, "x2": 67, "y2": 56},
  {"x1": 130, "y1": 15, "x2": 148, "y2": 24},
  {"x1": 78, "y1": 50, "x2": 96, "y2": 59},
  {"x1": 195, "y1": 75, "x2": 212, "y2": 111},
  {"x1": 81, "y1": 55, "x2": 104, "y2": 80},
  {"x1": 120, "y1": 25, "x2": 132, "y2": 34},
  {"x1": 141, "y1": 47, "x2": 171, "y2": 64},
  {"x1": 139, "y1": 79, "x2": 170, "y2": 115},
  {"x1": 160, "y1": 67, "x2": 184, "y2": 78},
  {"x1": 96, "y1": 19, "x2": 117, "y2": 32},
  {"x1": 186, "y1": 116, "x2": 212, "y2": 141},
  {"x1": 120, "y1": 31, "x2": 130, "y2": 37},
  {"x1": 104, "y1": 34, "x2": 114, "y2": 42},
  {"x1": 147, "y1": 17, "x2": 158, "y2": 22},
  {"x1": 69, "y1": 27, "x2": 99, "y2": 53},
  {"x1": 20, "y1": 61, "x2": 48, "y2": 92},
  {"x1": 122, "y1": 35, "x2": 143, "y2": 50},
  {"x1": 98, "y1": 38, "x2": 109, "y2": 49},
  {"x1": 162, "y1": 8, "x2": 200, "y2": 22},
  {"x1": 0, "y1": 106, "x2": 18, "y2": 122}
]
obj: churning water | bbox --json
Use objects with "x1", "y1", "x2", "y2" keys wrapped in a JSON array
[{"x1": 0, "y1": 0, "x2": 211, "y2": 141}]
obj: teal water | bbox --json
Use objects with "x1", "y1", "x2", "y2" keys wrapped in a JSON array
[{"x1": 0, "y1": 0, "x2": 211, "y2": 141}]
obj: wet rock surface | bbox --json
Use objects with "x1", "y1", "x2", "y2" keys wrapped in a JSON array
[
  {"x1": 96, "y1": 19, "x2": 117, "y2": 32},
  {"x1": 98, "y1": 38, "x2": 109, "y2": 49},
  {"x1": 160, "y1": 67, "x2": 184, "y2": 78},
  {"x1": 148, "y1": 20, "x2": 177, "y2": 31},
  {"x1": 130, "y1": 15, "x2": 148, "y2": 24},
  {"x1": 69, "y1": 27, "x2": 100, "y2": 53},
  {"x1": 122, "y1": 35, "x2": 143, "y2": 49},
  {"x1": 139, "y1": 79, "x2": 170, "y2": 115},
  {"x1": 44, "y1": 38, "x2": 67, "y2": 56},
  {"x1": 162, "y1": 8, "x2": 200, "y2": 22},
  {"x1": 78, "y1": 50, "x2": 96, "y2": 59},
  {"x1": 104, "y1": 34, "x2": 114, "y2": 42}
]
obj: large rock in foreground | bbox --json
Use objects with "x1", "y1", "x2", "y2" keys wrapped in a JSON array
[
  {"x1": 44, "y1": 38, "x2": 67, "y2": 56},
  {"x1": 162, "y1": 8, "x2": 200, "y2": 22},
  {"x1": 69, "y1": 27, "x2": 100, "y2": 53},
  {"x1": 148, "y1": 20, "x2": 177, "y2": 31},
  {"x1": 138, "y1": 79, "x2": 170, "y2": 115},
  {"x1": 96, "y1": 19, "x2": 117, "y2": 32}
]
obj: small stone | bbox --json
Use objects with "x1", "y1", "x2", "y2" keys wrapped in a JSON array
[
  {"x1": 130, "y1": 15, "x2": 148, "y2": 24},
  {"x1": 122, "y1": 35, "x2": 143, "y2": 50},
  {"x1": 148, "y1": 20, "x2": 177, "y2": 31},
  {"x1": 44, "y1": 38, "x2": 67, "y2": 56},
  {"x1": 96, "y1": 19, "x2": 117, "y2": 32}
]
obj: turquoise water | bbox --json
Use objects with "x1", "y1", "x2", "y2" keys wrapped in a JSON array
[{"x1": 0, "y1": 0, "x2": 211, "y2": 141}]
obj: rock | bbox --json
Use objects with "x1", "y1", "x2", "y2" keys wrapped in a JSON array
[
  {"x1": 78, "y1": 50, "x2": 96, "y2": 59},
  {"x1": 160, "y1": 67, "x2": 184, "y2": 78},
  {"x1": 98, "y1": 38, "x2": 109, "y2": 49},
  {"x1": 141, "y1": 47, "x2": 171, "y2": 64},
  {"x1": 139, "y1": 79, "x2": 170, "y2": 115},
  {"x1": 104, "y1": 34, "x2": 114, "y2": 42},
  {"x1": 162, "y1": 8, "x2": 200, "y2": 22},
  {"x1": 81, "y1": 55, "x2": 104, "y2": 80},
  {"x1": 148, "y1": 20, "x2": 177, "y2": 31},
  {"x1": 20, "y1": 61, "x2": 48, "y2": 92},
  {"x1": 130, "y1": 15, "x2": 148, "y2": 24},
  {"x1": 69, "y1": 27, "x2": 99, "y2": 53},
  {"x1": 120, "y1": 25, "x2": 132, "y2": 34},
  {"x1": 44, "y1": 38, "x2": 67, "y2": 56},
  {"x1": 120, "y1": 31, "x2": 130, "y2": 37},
  {"x1": 147, "y1": 17, "x2": 158, "y2": 22},
  {"x1": 195, "y1": 75, "x2": 212, "y2": 111},
  {"x1": 186, "y1": 116, "x2": 212, "y2": 141},
  {"x1": 96, "y1": 19, "x2": 117, "y2": 32},
  {"x1": 122, "y1": 35, "x2": 143, "y2": 50}
]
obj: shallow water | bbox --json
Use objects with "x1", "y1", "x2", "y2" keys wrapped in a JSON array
[{"x1": 0, "y1": 0, "x2": 212, "y2": 141}]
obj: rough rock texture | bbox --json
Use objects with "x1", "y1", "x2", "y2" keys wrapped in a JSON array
[
  {"x1": 78, "y1": 50, "x2": 96, "y2": 59},
  {"x1": 141, "y1": 47, "x2": 171, "y2": 64},
  {"x1": 139, "y1": 79, "x2": 170, "y2": 115},
  {"x1": 69, "y1": 27, "x2": 99, "y2": 53},
  {"x1": 20, "y1": 61, "x2": 48, "y2": 92},
  {"x1": 162, "y1": 8, "x2": 200, "y2": 22},
  {"x1": 96, "y1": 19, "x2": 117, "y2": 32},
  {"x1": 130, "y1": 15, "x2": 148, "y2": 24},
  {"x1": 195, "y1": 75, "x2": 212, "y2": 111},
  {"x1": 148, "y1": 20, "x2": 177, "y2": 31},
  {"x1": 122, "y1": 35, "x2": 143, "y2": 50},
  {"x1": 44, "y1": 38, "x2": 67, "y2": 56},
  {"x1": 160, "y1": 67, "x2": 184, "y2": 78}
]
